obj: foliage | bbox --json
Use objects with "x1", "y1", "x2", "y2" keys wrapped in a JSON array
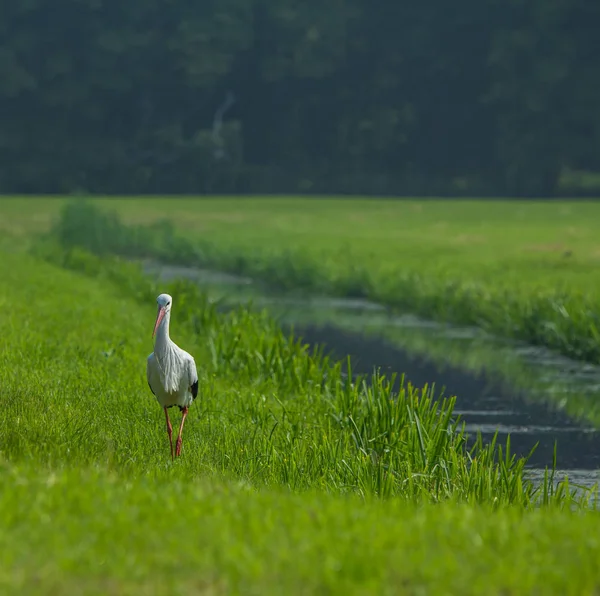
[{"x1": 1, "y1": 1, "x2": 599, "y2": 196}]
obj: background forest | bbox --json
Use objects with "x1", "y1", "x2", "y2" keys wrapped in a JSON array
[{"x1": 1, "y1": 0, "x2": 599, "y2": 197}]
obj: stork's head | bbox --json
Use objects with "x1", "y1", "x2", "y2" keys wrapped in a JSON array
[{"x1": 153, "y1": 293, "x2": 172, "y2": 337}]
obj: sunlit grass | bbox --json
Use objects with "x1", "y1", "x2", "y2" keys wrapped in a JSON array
[
  {"x1": 20, "y1": 197, "x2": 600, "y2": 424},
  {"x1": 19, "y1": 245, "x2": 569, "y2": 504},
  {"x1": 5, "y1": 196, "x2": 600, "y2": 288},
  {"x1": 1, "y1": 236, "x2": 600, "y2": 591},
  {"x1": 2, "y1": 461, "x2": 600, "y2": 596},
  {"x1": 38, "y1": 198, "x2": 600, "y2": 366},
  {"x1": 0, "y1": 464, "x2": 600, "y2": 596}
]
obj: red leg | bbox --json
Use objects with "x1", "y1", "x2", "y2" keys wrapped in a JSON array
[
  {"x1": 175, "y1": 406, "x2": 189, "y2": 457},
  {"x1": 164, "y1": 406, "x2": 174, "y2": 461}
]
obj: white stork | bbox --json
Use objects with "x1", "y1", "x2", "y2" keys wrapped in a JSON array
[{"x1": 146, "y1": 293, "x2": 199, "y2": 459}]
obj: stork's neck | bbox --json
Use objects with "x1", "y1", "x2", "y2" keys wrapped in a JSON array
[{"x1": 153, "y1": 310, "x2": 173, "y2": 356}]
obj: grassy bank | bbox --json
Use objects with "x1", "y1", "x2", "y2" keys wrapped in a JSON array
[
  {"x1": 3, "y1": 461, "x2": 600, "y2": 595},
  {"x1": 11, "y1": 196, "x2": 600, "y2": 366},
  {"x1": 1, "y1": 246, "x2": 600, "y2": 593},
  {"x1": 27, "y1": 244, "x2": 556, "y2": 503}
]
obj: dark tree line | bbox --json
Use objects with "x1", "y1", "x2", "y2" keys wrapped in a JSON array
[{"x1": 1, "y1": 0, "x2": 599, "y2": 197}]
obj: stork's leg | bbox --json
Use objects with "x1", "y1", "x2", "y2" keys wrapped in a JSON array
[
  {"x1": 164, "y1": 406, "x2": 174, "y2": 461},
  {"x1": 175, "y1": 406, "x2": 189, "y2": 457}
]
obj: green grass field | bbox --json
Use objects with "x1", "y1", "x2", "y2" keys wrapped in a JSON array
[
  {"x1": 0, "y1": 238, "x2": 599, "y2": 592},
  {"x1": 2, "y1": 196, "x2": 600, "y2": 593},
  {"x1": 3, "y1": 196, "x2": 600, "y2": 362},
  {"x1": 4, "y1": 464, "x2": 600, "y2": 596}
]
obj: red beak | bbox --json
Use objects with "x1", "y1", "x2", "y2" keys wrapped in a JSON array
[{"x1": 153, "y1": 307, "x2": 166, "y2": 338}]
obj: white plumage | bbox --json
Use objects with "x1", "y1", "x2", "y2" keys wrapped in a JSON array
[{"x1": 146, "y1": 293, "x2": 198, "y2": 459}]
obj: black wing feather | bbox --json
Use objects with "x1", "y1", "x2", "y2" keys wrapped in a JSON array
[
  {"x1": 148, "y1": 381, "x2": 156, "y2": 396},
  {"x1": 191, "y1": 379, "x2": 199, "y2": 399}
]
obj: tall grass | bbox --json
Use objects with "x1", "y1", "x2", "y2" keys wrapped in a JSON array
[
  {"x1": 50, "y1": 200, "x2": 600, "y2": 365},
  {"x1": 23, "y1": 240, "x2": 595, "y2": 508},
  {"x1": 2, "y1": 219, "x2": 600, "y2": 592}
]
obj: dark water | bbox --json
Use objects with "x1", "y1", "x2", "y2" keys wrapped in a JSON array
[
  {"x1": 142, "y1": 261, "x2": 600, "y2": 489},
  {"x1": 295, "y1": 325, "x2": 600, "y2": 476}
]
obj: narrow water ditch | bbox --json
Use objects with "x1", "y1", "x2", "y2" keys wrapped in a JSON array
[{"x1": 142, "y1": 260, "x2": 600, "y2": 490}]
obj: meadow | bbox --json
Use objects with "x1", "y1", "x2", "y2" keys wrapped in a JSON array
[
  {"x1": 2, "y1": 197, "x2": 600, "y2": 593},
  {"x1": 2, "y1": 196, "x2": 600, "y2": 363},
  {"x1": 0, "y1": 245, "x2": 599, "y2": 594}
]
